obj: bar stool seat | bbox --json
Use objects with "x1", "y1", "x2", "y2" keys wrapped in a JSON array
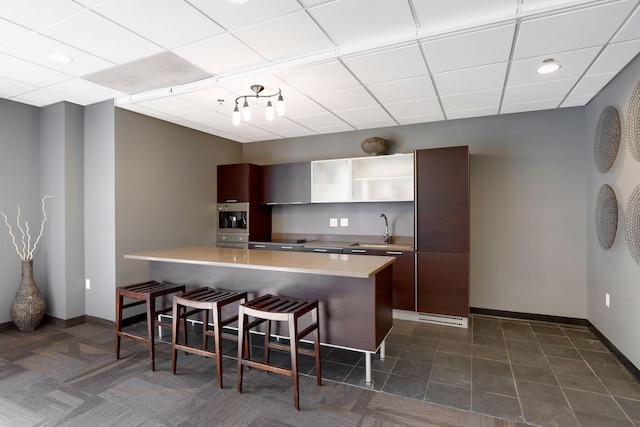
[
  {"x1": 171, "y1": 287, "x2": 247, "y2": 388},
  {"x1": 115, "y1": 280, "x2": 185, "y2": 371},
  {"x1": 237, "y1": 294, "x2": 321, "y2": 410}
]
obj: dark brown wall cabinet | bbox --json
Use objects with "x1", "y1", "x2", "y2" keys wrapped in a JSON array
[
  {"x1": 217, "y1": 163, "x2": 261, "y2": 203},
  {"x1": 261, "y1": 162, "x2": 311, "y2": 204},
  {"x1": 415, "y1": 146, "x2": 469, "y2": 317},
  {"x1": 217, "y1": 163, "x2": 271, "y2": 241}
]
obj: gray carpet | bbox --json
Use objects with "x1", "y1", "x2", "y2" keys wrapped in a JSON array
[{"x1": 0, "y1": 320, "x2": 527, "y2": 427}]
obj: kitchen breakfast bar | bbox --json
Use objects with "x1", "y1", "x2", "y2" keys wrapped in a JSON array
[{"x1": 124, "y1": 246, "x2": 396, "y2": 384}]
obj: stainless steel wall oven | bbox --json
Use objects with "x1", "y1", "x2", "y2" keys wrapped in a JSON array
[{"x1": 217, "y1": 202, "x2": 249, "y2": 248}]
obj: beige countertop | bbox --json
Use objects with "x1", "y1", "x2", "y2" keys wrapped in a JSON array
[{"x1": 125, "y1": 246, "x2": 396, "y2": 279}]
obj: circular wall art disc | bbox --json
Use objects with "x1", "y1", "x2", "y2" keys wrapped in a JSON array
[
  {"x1": 595, "y1": 184, "x2": 618, "y2": 250},
  {"x1": 593, "y1": 105, "x2": 621, "y2": 173},
  {"x1": 628, "y1": 80, "x2": 640, "y2": 162},
  {"x1": 625, "y1": 184, "x2": 640, "y2": 264}
]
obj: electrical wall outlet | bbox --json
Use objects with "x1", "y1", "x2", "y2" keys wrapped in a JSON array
[
  {"x1": 329, "y1": 218, "x2": 338, "y2": 227},
  {"x1": 340, "y1": 218, "x2": 348, "y2": 227},
  {"x1": 85, "y1": 279, "x2": 91, "y2": 290},
  {"x1": 605, "y1": 293, "x2": 610, "y2": 307}
]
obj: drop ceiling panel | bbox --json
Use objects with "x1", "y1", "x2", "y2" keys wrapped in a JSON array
[
  {"x1": 447, "y1": 106, "x2": 499, "y2": 120},
  {"x1": 188, "y1": 0, "x2": 302, "y2": 32},
  {"x1": 588, "y1": 39, "x2": 640, "y2": 74},
  {"x1": 503, "y1": 78, "x2": 577, "y2": 105},
  {"x1": 1, "y1": 33, "x2": 114, "y2": 76},
  {"x1": 343, "y1": 44, "x2": 428, "y2": 85},
  {"x1": 309, "y1": 0, "x2": 415, "y2": 45},
  {"x1": 291, "y1": 112, "x2": 345, "y2": 128},
  {"x1": 514, "y1": 1, "x2": 636, "y2": 59},
  {"x1": 367, "y1": 76, "x2": 436, "y2": 104},
  {"x1": 278, "y1": 61, "x2": 361, "y2": 95},
  {"x1": 0, "y1": 18, "x2": 31, "y2": 46},
  {"x1": 185, "y1": 111, "x2": 236, "y2": 128},
  {"x1": 440, "y1": 88, "x2": 503, "y2": 112},
  {"x1": 281, "y1": 96, "x2": 328, "y2": 118},
  {"x1": 396, "y1": 112, "x2": 445, "y2": 125},
  {"x1": 412, "y1": 0, "x2": 518, "y2": 28},
  {"x1": 569, "y1": 73, "x2": 616, "y2": 97},
  {"x1": 612, "y1": 4, "x2": 640, "y2": 42},
  {"x1": 233, "y1": 11, "x2": 334, "y2": 62},
  {"x1": 501, "y1": 98, "x2": 562, "y2": 114},
  {"x1": 352, "y1": 118, "x2": 397, "y2": 130},
  {"x1": 311, "y1": 87, "x2": 377, "y2": 111},
  {"x1": 93, "y1": 0, "x2": 224, "y2": 49},
  {"x1": 42, "y1": 11, "x2": 164, "y2": 64},
  {"x1": 0, "y1": 0, "x2": 84, "y2": 30},
  {"x1": 507, "y1": 47, "x2": 601, "y2": 86},
  {"x1": 174, "y1": 34, "x2": 266, "y2": 75},
  {"x1": 385, "y1": 97, "x2": 442, "y2": 119},
  {"x1": 48, "y1": 78, "x2": 126, "y2": 104},
  {"x1": 139, "y1": 96, "x2": 210, "y2": 117},
  {"x1": 314, "y1": 123, "x2": 355, "y2": 134},
  {"x1": 0, "y1": 76, "x2": 38, "y2": 97},
  {"x1": 561, "y1": 94, "x2": 593, "y2": 108},
  {"x1": 422, "y1": 24, "x2": 516, "y2": 73},
  {"x1": 0, "y1": 53, "x2": 72, "y2": 86},
  {"x1": 433, "y1": 62, "x2": 508, "y2": 96},
  {"x1": 177, "y1": 86, "x2": 239, "y2": 111},
  {"x1": 334, "y1": 105, "x2": 392, "y2": 124},
  {"x1": 14, "y1": 87, "x2": 85, "y2": 107}
]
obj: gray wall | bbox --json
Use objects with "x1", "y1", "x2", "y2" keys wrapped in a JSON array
[
  {"x1": 0, "y1": 99, "x2": 42, "y2": 324},
  {"x1": 84, "y1": 100, "x2": 116, "y2": 321},
  {"x1": 40, "y1": 102, "x2": 85, "y2": 320},
  {"x1": 243, "y1": 108, "x2": 588, "y2": 319},
  {"x1": 112, "y1": 109, "x2": 240, "y2": 320},
  {"x1": 586, "y1": 54, "x2": 640, "y2": 370}
]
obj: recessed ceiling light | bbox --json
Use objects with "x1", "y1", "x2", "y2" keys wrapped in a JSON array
[
  {"x1": 48, "y1": 53, "x2": 74, "y2": 63},
  {"x1": 536, "y1": 58, "x2": 560, "y2": 74}
]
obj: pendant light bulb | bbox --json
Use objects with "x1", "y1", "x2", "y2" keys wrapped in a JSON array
[
  {"x1": 232, "y1": 105, "x2": 241, "y2": 126},
  {"x1": 242, "y1": 99, "x2": 251, "y2": 121},
  {"x1": 265, "y1": 100, "x2": 275, "y2": 121},
  {"x1": 276, "y1": 94, "x2": 285, "y2": 116}
]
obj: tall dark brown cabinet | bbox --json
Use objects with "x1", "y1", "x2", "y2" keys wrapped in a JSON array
[
  {"x1": 415, "y1": 146, "x2": 469, "y2": 317},
  {"x1": 217, "y1": 163, "x2": 271, "y2": 241}
]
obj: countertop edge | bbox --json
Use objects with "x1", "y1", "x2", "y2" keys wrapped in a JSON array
[{"x1": 124, "y1": 249, "x2": 395, "y2": 279}]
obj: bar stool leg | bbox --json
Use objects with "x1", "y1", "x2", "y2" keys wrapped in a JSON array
[
  {"x1": 288, "y1": 313, "x2": 300, "y2": 410},
  {"x1": 147, "y1": 294, "x2": 156, "y2": 371},
  {"x1": 312, "y1": 306, "x2": 321, "y2": 385},
  {"x1": 213, "y1": 304, "x2": 224, "y2": 389},
  {"x1": 264, "y1": 320, "x2": 271, "y2": 364},
  {"x1": 115, "y1": 292, "x2": 123, "y2": 360},
  {"x1": 237, "y1": 306, "x2": 246, "y2": 394},
  {"x1": 171, "y1": 298, "x2": 180, "y2": 374}
]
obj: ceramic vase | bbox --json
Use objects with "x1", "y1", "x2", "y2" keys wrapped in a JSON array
[{"x1": 10, "y1": 259, "x2": 46, "y2": 332}]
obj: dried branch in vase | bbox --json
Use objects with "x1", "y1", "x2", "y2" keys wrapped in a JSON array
[{"x1": 1, "y1": 195, "x2": 53, "y2": 261}]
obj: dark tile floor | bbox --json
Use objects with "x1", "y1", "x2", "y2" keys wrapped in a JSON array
[{"x1": 155, "y1": 314, "x2": 640, "y2": 427}]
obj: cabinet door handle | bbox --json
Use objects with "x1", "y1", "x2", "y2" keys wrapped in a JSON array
[
  {"x1": 253, "y1": 245, "x2": 266, "y2": 248},
  {"x1": 351, "y1": 249, "x2": 367, "y2": 253},
  {"x1": 385, "y1": 251, "x2": 403, "y2": 255},
  {"x1": 314, "y1": 248, "x2": 328, "y2": 253},
  {"x1": 280, "y1": 246, "x2": 294, "y2": 250}
]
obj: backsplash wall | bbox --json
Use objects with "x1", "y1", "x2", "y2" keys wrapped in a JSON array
[{"x1": 271, "y1": 201, "x2": 413, "y2": 240}]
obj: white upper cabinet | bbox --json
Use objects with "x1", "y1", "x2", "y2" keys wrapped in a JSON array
[{"x1": 311, "y1": 153, "x2": 414, "y2": 203}]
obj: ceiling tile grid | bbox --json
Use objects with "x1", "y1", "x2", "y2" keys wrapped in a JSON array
[{"x1": 0, "y1": 0, "x2": 637, "y2": 142}]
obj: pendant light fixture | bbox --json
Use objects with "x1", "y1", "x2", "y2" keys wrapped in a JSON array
[{"x1": 232, "y1": 85, "x2": 285, "y2": 125}]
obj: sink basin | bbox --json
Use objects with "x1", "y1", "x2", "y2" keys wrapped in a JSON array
[{"x1": 350, "y1": 243, "x2": 413, "y2": 250}]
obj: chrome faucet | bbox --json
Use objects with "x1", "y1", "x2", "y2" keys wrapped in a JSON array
[{"x1": 379, "y1": 213, "x2": 390, "y2": 244}]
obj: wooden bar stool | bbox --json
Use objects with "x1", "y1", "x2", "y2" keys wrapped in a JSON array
[
  {"x1": 171, "y1": 287, "x2": 247, "y2": 388},
  {"x1": 115, "y1": 280, "x2": 185, "y2": 371},
  {"x1": 237, "y1": 294, "x2": 321, "y2": 410}
]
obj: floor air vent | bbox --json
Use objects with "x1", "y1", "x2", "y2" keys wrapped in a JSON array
[
  {"x1": 418, "y1": 312, "x2": 467, "y2": 328},
  {"x1": 393, "y1": 310, "x2": 468, "y2": 328}
]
